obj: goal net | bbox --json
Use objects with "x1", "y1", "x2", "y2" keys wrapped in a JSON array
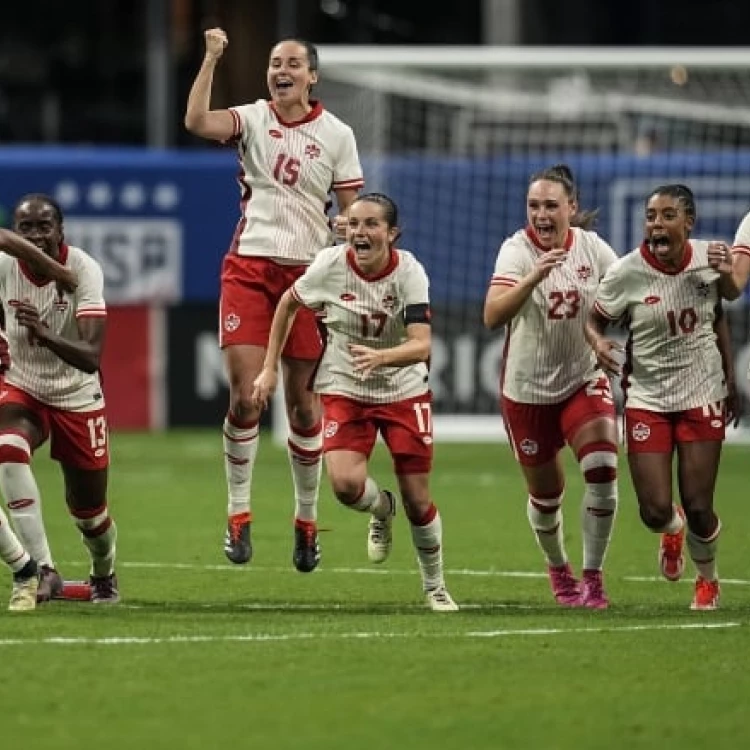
[{"x1": 302, "y1": 46, "x2": 750, "y2": 442}]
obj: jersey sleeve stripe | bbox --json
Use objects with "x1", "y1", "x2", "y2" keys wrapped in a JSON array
[
  {"x1": 593, "y1": 301, "x2": 618, "y2": 320},
  {"x1": 490, "y1": 275, "x2": 518, "y2": 287},
  {"x1": 229, "y1": 108, "x2": 242, "y2": 138},
  {"x1": 332, "y1": 178, "x2": 364, "y2": 189},
  {"x1": 76, "y1": 308, "x2": 107, "y2": 318},
  {"x1": 732, "y1": 244, "x2": 750, "y2": 257}
]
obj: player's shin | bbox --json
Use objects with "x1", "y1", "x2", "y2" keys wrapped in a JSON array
[
  {"x1": 71, "y1": 505, "x2": 117, "y2": 577},
  {"x1": 0, "y1": 434, "x2": 53, "y2": 568},
  {"x1": 223, "y1": 413, "x2": 259, "y2": 517},
  {"x1": 686, "y1": 517, "x2": 721, "y2": 582},
  {"x1": 527, "y1": 492, "x2": 567, "y2": 566},
  {"x1": 408, "y1": 503, "x2": 444, "y2": 591},
  {"x1": 0, "y1": 507, "x2": 33, "y2": 574},
  {"x1": 287, "y1": 422, "x2": 322, "y2": 523},
  {"x1": 578, "y1": 442, "x2": 618, "y2": 570}
]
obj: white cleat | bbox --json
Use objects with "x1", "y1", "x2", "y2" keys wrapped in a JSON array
[
  {"x1": 8, "y1": 576, "x2": 39, "y2": 612},
  {"x1": 425, "y1": 586, "x2": 459, "y2": 612},
  {"x1": 367, "y1": 490, "x2": 396, "y2": 564}
]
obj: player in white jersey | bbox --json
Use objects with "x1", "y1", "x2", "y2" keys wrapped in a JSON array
[
  {"x1": 185, "y1": 29, "x2": 363, "y2": 572},
  {"x1": 484, "y1": 165, "x2": 619, "y2": 610},
  {"x1": 587, "y1": 184, "x2": 735, "y2": 611},
  {"x1": 0, "y1": 194, "x2": 119, "y2": 605},
  {"x1": 0, "y1": 225, "x2": 78, "y2": 610},
  {"x1": 252, "y1": 194, "x2": 458, "y2": 612}
]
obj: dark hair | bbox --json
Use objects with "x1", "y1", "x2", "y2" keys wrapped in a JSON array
[
  {"x1": 275, "y1": 38, "x2": 319, "y2": 72},
  {"x1": 353, "y1": 192, "x2": 399, "y2": 228},
  {"x1": 352, "y1": 192, "x2": 402, "y2": 244},
  {"x1": 646, "y1": 183, "x2": 696, "y2": 221},
  {"x1": 14, "y1": 193, "x2": 64, "y2": 225},
  {"x1": 529, "y1": 163, "x2": 599, "y2": 230}
]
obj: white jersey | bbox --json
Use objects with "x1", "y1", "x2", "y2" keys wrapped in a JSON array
[
  {"x1": 228, "y1": 100, "x2": 364, "y2": 264},
  {"x1": 291, "y1": 245, "x2": 430, "y2": 404},
  {"x1": 0, "y1": 244, "x2": 106, "y2": 411},
  {"x1": 490, "y1": 227, "x2": 618, "y2": 404},
  {"x1": 594, "y1": 240, "x2": 726, "y2": 412},
  {"x1": 732, "y1": 211, "x2": 750, "y2": 259}
]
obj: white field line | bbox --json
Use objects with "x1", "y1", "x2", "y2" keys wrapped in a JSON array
[
  {"x1": 0, "y1": 622, "x2": 740, "y2": 648},
  {"x1": 58, "y1": 561, "x2": 750, "y2": 586}
]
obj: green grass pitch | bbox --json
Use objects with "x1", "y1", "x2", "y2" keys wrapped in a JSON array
[{"x1": 1, "y1": 430, "x2": 749, "y2": 749}]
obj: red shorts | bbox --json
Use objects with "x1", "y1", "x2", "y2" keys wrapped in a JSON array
[
  {"x1": 0, "y1": 384, "x2": 109, "y2": 470},
  {"x1": 625, "y1": 403, "x2": 725, "y2": 453},
  {"x1": 321, "y1": 392, "x2": 433, "y2": 475},
  {"x1": 502, "y1": 376, "x2": 616, "y2": 466},
  {"x1": 219, "y1": 254, "x2": 322, "y2": 360}
]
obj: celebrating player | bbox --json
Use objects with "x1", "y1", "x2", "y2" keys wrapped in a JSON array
[
  {"x1": 185, "y1": 28, "x2": 363, "y2": 571},
  {"x1": 0, "y1": 225, "x2": 78, "y2": 611},
  {"x1": 483, "y1": 165, "x2": 619, "y2": 609},
  {"x1": 252, "y1": 193, "x2": 458, "y2": 612},
  {"x1": 586, "y1": 184, "x2": 731, "y2": 610},
  {"x1": 701, "y1": 210, "x2": 750, "y2": 300},
  {"x1": 0, "y1": 194, "x2": 119, "y2": 604}
]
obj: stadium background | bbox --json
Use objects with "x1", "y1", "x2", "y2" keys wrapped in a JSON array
[{"x1": 1, "y1": 0, "x2": 749, "y2": 433}]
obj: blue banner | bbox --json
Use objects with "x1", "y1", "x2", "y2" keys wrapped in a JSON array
[{"x1": 2, "y1": 147, "x2": 749, "y2": 305}]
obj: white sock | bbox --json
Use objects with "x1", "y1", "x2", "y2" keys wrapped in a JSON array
[
  {"x1": 223, "y1": 414, "x2": 259, "y2": 518},
  {"x1": 349, "y1": 477, "x2": 390, "y2": 519},
  {"x1": 0, "y1": 434, "x2": 54, "y2": 568},
  {"x1": 527, "y1": 492, "x2": 566, "y2": 567},
  {"x1": 0, "y1": 508, "x2": 31, "y2": 573},
  {"x1": 578, "y1": 443, "x2": 618, "y2": 571},
  {"x1": 287, "y1": 423, "x2": 322, "y2": 523},
  {"x1": 410, "y1": 505, "x2": 444, "y2": 591},
  {"x1": 687, "y1": 520, "x2": 720, "y2": 582},
  {"x1": 71, "y1": 505, "x2": 117, "y2": 577}
]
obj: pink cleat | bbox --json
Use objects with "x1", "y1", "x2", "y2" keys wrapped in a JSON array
[
  {"x1": 548, "y1": 563, "x2": 582, "y2": 606},
  {"x1": 580, "y1": 569, "x2": 609, "y2": 609},
  {"x1": 659, "y1": 505, "x2": 686, "y2": 582}
]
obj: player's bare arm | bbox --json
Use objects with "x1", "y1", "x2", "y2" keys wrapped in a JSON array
[
  {"x1": 708, "y1": 241, "x2": 750, "y2": 301},
  {"x1": 350, "y1": 322, "x2": 431, "y2": 378},
  {"x1": 585, "y1": 308, "x2": 623, "y2": 377},
  {"x1": 713, "y1": 305, "x2": 740, "y2": 427},
  {"x1": 0, "y1": 228, "x2": 77, "y2": 292},
  {"x1": 483, "y1": 248, "x2": 567, "y2": 329},
  {"x1": 184, "y1": 28, "x2": 236, "y2": 142},
  {"x1": 15, "y1": 305, "x2": 105, "y2": 374},
  {"x1": 252, "y1": 289, "x2": 303, "y2": 408}
]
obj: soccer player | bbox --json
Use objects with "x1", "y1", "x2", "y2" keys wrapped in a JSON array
[
  {"x1": 483, "y1": 165, "x2": 619, "y2": 609},
  {"x1": 700, "y1": 209, "x2": 750, "y2": 301},
  {"x1": 0, "y1": 194, "x2": 119, "y2": 604},
  {"x1": 0, "y1": 226, "x2": 78, "y2": 611},
  {"x1": 586, "y1": 184, "x2": 729, "y2": 611},
  {"x1": 185, "y1": 28, "x2": 363, "y2": 571},
  {"x1": 252, "y1": 193, "x2": 458, "y2": 612}
]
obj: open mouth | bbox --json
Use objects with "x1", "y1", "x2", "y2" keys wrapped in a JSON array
[
  {"x1": 274, "y1": 79, "x2": 293, "y2": 93},
  {"x1": 535, "y1": 225, "x2": 554, "y2": 242},
  {"x1": 650, "y1": 234, "x2": 670, "y2": 251},
  {"x1": 353, "y1": 240, "x2": 371, "y2": 253}
]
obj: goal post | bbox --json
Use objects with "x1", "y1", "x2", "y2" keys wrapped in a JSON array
[{"x1": 274, "y1": 46, "x2": 750, "y2": 444}]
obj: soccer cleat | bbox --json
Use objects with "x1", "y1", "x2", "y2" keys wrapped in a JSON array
[
  {"x1": 293, "y1": 520, "x2": 320, "y2": 573},
  {"x1": 90, "y1": 573, "x2": 120, "y2": 604},
  {"x1": 548, "y1": 563, "x2": 582, "y2": 606},
  {"x1": 367, "y1": 490, "x2": 396, "y2": 564},
  {"x1": 690, "y1": 577, "x2": 720, "y2": 611},
  {"x1": 36, "y1": 565, "x2": 64, "y2": 603},
  {"x1": 8, "y1": 561, "x2": 39, "y2": 612},
  {"x1": 224, "y1": 512, "x2": 252, "y2": 565},
  {"x1": 580, "y1": 569, "x2": 609, "y2": 610},
  {"x1": 659, "y1": 506, "x2": 686, "y2": 582},
  {"x1": 425, "y1": 586, "x2": 459, "y2": 612}
]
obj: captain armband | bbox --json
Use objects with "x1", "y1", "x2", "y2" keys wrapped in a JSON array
[{"x1": 403, "y1": 303, "x2": 431, "y2": 326}]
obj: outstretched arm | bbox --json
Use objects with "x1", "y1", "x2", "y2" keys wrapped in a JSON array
[
  {"x1": 0, "y1": 228, "x2": 77, "y2": 291},
  {"x1": 184, "y1": 28, "x2": 237, "y2": 142}
]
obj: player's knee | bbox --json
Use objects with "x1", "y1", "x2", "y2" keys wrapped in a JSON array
[
  {"x1": 286, "y1": 402, "x2": 319, "y2": 431},
  {"x1": 228, "y1": 391, "x2": 260, "y2": 422},
  {"x1": 683, "y1": 503, "x2": 717, "y2": 538},
  {"x1": 639, "y1": 502, "x2": 672, "y2": 531},
  {"x1": 0, "y1": 433, "x2": 32, "y2": 467},
  {"x1": 329, "y1": 476, "x2": 363, "y2": 506}
]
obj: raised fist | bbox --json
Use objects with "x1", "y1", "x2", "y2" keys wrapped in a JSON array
[{"x1": 204, "y1": 28, "x2": 228, "y2": 60}]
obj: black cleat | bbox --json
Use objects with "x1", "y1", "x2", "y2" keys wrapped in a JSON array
[
  {"x1": 224, "y1": 512, "x2": 252, "y2": 564},
  {"x1": 293, "y1": 522, "x2": 320, "y2": 573},
  {"x1": 90, "y1": 573, "x2": 120, "y2": 604}
]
